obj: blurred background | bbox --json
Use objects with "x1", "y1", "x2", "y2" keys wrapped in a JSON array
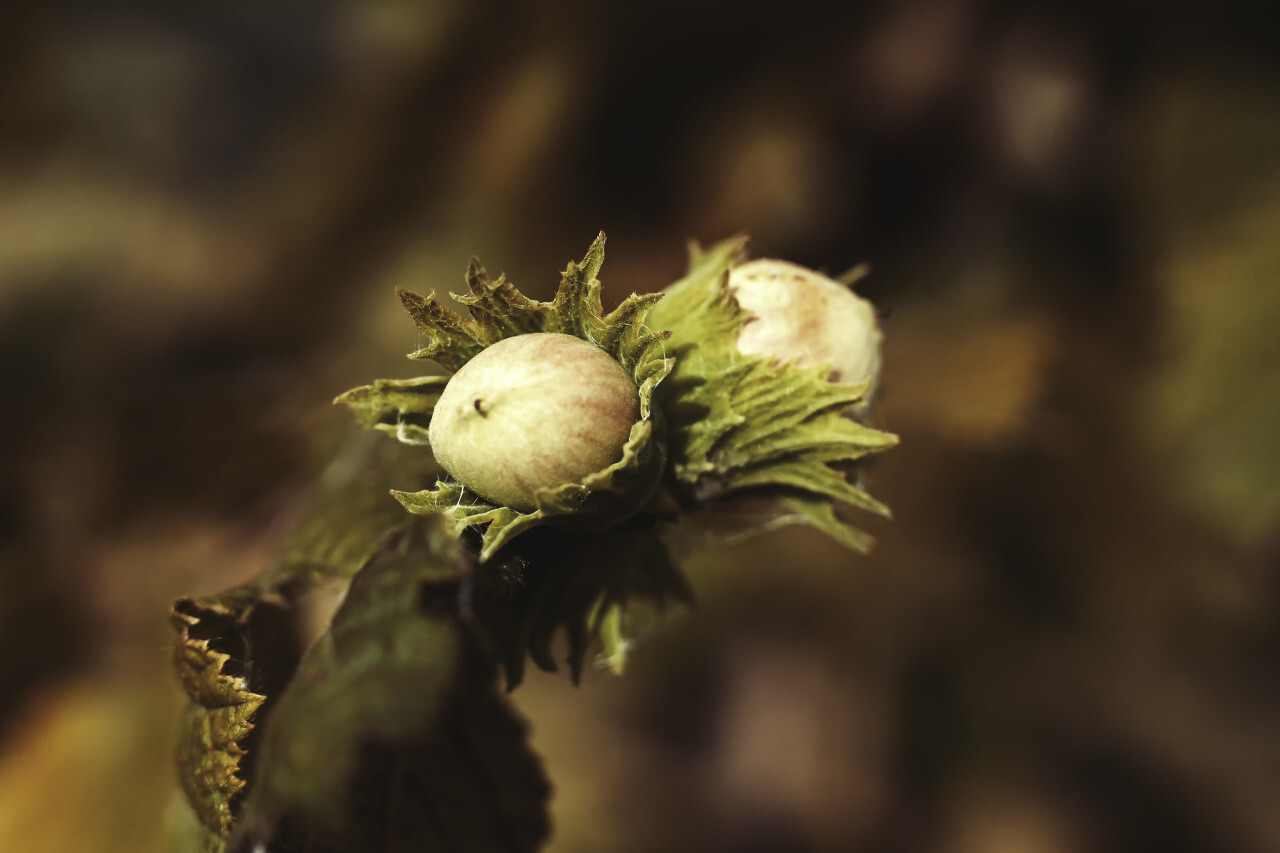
[{"x1": 1, "y1": 1, "x2": 1279, "y2": 850}]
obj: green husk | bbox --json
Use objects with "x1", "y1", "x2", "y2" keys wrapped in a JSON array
[
  {"x1": 336, "y1": 233, "x2": 673, "y2": 560},
  {"x1": 645, "y1": 237, "x2": 898, "y2": 551}
]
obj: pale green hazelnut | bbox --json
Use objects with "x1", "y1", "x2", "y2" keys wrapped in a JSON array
[
  {"x1": 728, "y1": 259, "x2": 882, "y2": 394},
  {"x1": 428, "y1": 332, "x2": 641, "y2": 512}
]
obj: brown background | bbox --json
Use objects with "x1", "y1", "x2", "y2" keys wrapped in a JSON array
[{"x1": 1, "y1": 1, "x2": 1279, "y2": 851}]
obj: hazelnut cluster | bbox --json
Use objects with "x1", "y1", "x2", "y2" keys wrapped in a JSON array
[{"x1": 338, "y1": 234, "x2": 894, "y2": 562}]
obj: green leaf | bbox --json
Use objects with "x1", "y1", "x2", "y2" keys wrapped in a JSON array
[
  {"x1": 171, "y1": 436, "x2": 439, "y2": 850},
  {"x1": 233, "y1": 516, "x2": 552, "y2": 852}
]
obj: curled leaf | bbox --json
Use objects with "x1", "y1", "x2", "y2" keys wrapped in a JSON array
[{"x1": 171, "y1": 603, "x2": 265, "y2": 851}]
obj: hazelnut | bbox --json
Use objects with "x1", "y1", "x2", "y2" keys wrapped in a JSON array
[
  {"x1": 728, "y1": 259, "x2": 882, "y2": 394},
  {"x1": 428, "y1": 333, "x2": 641, "y2": 512}
]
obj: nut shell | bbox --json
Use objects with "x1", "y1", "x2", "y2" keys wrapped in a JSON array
[
  {"x1": 428, "y1": 333, "x2": 641, "y2": 511},
  {"x1": 728, "y1": 259, "x2": 882, "y2": 392}
]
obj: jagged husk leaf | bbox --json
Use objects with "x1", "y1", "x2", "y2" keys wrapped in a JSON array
[
  {"x1": 392, "y1": 412, "x2": 666, "y2": 562},
  {"x1": 233, "y1": 516, "x2": 551, "y2": 852},
  {"x1": 170, "y1": 437, "x2": 438, "y2": 852},
  {"x1": 645, "y1": 236, "x2": 898, "y2": 552},
  {"x1": 332, "y1": 375, "x2": 449, "y2": 446},
  {"x1": 337, "y1": 232, "x2": 674, "y2": 560}
]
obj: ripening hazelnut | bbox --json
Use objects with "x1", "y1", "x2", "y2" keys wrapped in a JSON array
[
  {"x1": 428, "y1": 333, "x2": 641, "y2": 512},
  {"x1": 728, "y1": 259, "x2": 882, "y2": 393}
]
